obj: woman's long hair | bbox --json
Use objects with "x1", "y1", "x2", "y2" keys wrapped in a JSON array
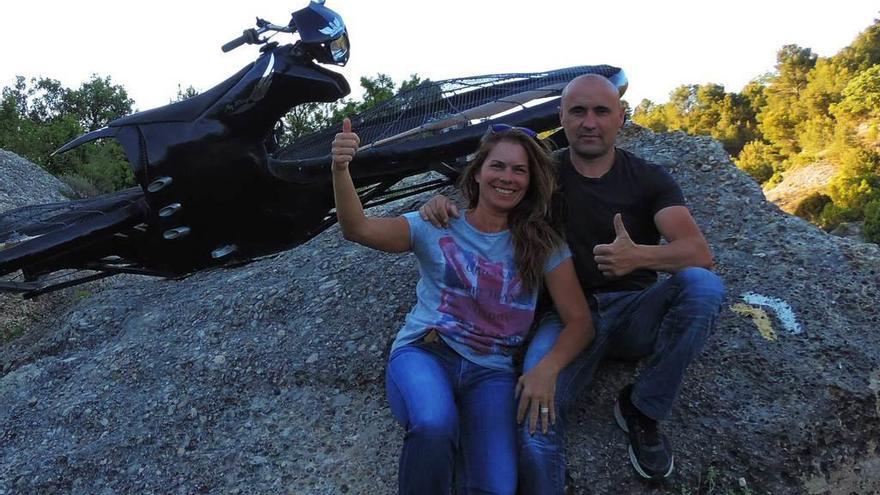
[{"x1": 458, "y1": 128, "x2": 563, "y2": 293}]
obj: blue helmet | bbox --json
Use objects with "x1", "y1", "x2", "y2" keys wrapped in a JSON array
[{"x1": 292, "y1": 1, "x2": 349, "y2": 65}]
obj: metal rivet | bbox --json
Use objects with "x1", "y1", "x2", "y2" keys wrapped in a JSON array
[
  {"x1": 211, "y1": 244, "x2": 238, "y2": 259},
  {"x1": 147, "y1": 176, "x2": 173, "y2": 193},
  {"x1": 158, "y1": 203, "x2": 182, "y2": 218},
  {"x1": 163, "y1": 226, "x2": 191, "y2": 240}
]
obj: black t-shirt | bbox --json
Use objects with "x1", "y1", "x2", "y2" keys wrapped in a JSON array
[{"x1": 555, "y1": 147, "x2": 685, "y2": 295}]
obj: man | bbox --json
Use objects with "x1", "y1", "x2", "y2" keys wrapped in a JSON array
[{"x1": 420, "y1": 74, "x2": 725, "y2": 492}]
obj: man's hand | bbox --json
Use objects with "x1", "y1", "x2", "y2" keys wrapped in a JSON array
[
  {"x1": 593, "y1": 213, "x2": 641, "y2": 278},
  {"x1": 418, "y1": 195, "x2": 460, "y2": 228},
  {"x1": 330, "y1": 118, "x2": 360, "y2": 172}
]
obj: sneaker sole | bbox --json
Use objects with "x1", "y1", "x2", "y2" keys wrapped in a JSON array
[
  {"x1": 613, "y1": 401, "x2": 629, "y2": 433},
  {"x1": 614, "y1": 401, "x2": 675, "y2": 481},
  {"x1": 628, "y1": 445, "x2": 674, "y2": 481}
]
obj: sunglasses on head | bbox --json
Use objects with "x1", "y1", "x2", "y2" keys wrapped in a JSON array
[{"x1": 488, "y1": 123, "x2": 538, "y2": 138}]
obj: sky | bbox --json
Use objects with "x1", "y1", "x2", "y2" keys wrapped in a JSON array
[{"x1": 1, "y1": 1, "x2": 878, "y2": 112}]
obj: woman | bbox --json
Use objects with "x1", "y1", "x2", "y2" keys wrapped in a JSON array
[{"x1": 330, "y1": 118, "x2": 593, "y2": 494}]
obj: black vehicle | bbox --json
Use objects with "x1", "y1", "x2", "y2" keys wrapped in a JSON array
[{"x1": 0, "y1": 1, "x2": 627, "y2": 297}]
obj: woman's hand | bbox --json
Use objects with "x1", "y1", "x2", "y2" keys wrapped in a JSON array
[
  {"x1": 331, "y1": 117, "x2": 360, "y2": 172},
  {"x1": 516, "y1": 360, "x2": 560, "y2": 435}
]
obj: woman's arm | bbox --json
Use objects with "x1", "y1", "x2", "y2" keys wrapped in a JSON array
[
  {"x1": 516, "y1": 257, "x2": 594, "y2": 434},
  {"x1": 331, "y1": 118, "x2": 411, "y2": 253}
]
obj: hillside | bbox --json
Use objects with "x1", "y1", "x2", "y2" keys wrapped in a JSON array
[{"x1": 1, "y1": 125, "x2": 879, "y2": 494}]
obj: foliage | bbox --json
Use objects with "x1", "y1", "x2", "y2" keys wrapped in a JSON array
[
  {"x1": 793, "y1": 192, "x2": 833, "y2": 224},
  {"x1": 282, "y1": 73, "x2": 429, "y2": 143},
  {"x1": 174, "y1": 84, "x2": 200, "y2": 102},
  {"x1": 734, "y1": 141, "x2": 778, "y2": 184},
  {"x1": 1, "y1": 72, "x2": 426, "y2": 195},
  {"x1": 58, "y1": 173, "x2": 102, "y2": 199},
  {"x1": 0, "y1": 74, "x2": 136, "y2": 195},
  {"x1": 62, "y1": 75, "x2": 134, "y2": 132},
  {"x1": 864, "y1": 198, "x2": 880, "y2": 243},
  {"x1": 632, "y1": 82, "x2": 762, "y2": 155},
  {"x1": 633, "y1": 19, "x2": 880, "y2": 244}
]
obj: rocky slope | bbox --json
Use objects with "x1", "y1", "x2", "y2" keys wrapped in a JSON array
[
  {"x1": 0, "y1": 150, "x2": 78, "y2": 348},
  {"x1": 0, "y1": 150, "x2": 72, "y2": 213},
  {"x1": 763, "y1": 161, "x2": 837, "y2": 214},
  {"x1": 1, "y1": 126, "x2": 879, "y2": 494}
]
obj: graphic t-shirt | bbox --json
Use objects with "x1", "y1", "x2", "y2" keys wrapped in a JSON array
[{"x1": 391, "y1": 211, "x2": 571, "y2": 371}]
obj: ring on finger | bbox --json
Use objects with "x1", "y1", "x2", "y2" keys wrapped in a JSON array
[{"x1": 540, "y1": 406, "x2": 550, "y2": 414}]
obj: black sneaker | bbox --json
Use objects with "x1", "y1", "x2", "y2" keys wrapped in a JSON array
[
  {"x1": 613, "y1": 384, "x2": 674, "y2": 481},
  {"x1": 564, "y1": 469, "x2": 575, "y2": 495}
]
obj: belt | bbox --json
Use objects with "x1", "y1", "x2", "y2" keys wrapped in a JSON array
[{"x1": 422, "y1": 329, "x2": 441, "y2": 343}]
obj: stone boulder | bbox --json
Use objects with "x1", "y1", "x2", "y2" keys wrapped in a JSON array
[
  {"x1": 1, "y1": 127, "x2": 879, "y2": 494},
  {"x1": 0, "y1": 149, "x2": 78, "y2": 357}
]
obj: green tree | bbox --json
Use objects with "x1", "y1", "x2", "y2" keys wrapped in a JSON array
[
  {"x1": 735, "y1": 140, "x2": 778, "y2": 184},
  {"x1": 62, "y1": 74, "x2": 134, "y2": 132},
  {"x1": 758, "y1": 45, "x2": 817, "y2": 158},
  {"x1": 632, "y1": 83, "x2": 759, "y2": 154},
  {"x1": 632, "y1": 99, "x2": 668, "y2": 132},
  {"x1": 0, "y1": 74, "x2": 136, "y2": 194},
  {"x1": 173, "y1": 84, "x2": 200, "y2": 102},
  {"x1": 282, "y1": 73, "x2": 430, "y2": 144},
  {"x1": 283, "y1": 101, "x2": 338, "y2": 143},
  {"x1": 835, "y1": 19, "x2": 880, "y2": 73},
  {"x1": 832, "y1": 64, "x2": 880, "y2": 121}
]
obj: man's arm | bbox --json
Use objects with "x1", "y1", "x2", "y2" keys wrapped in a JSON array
[
  {"x1": 418, "y1": 195, "x2": 461, "y2": 228},
  {"x1": 593, "y1": 206, "x2": 713, "y2": 277},
  {"x1": 643, "y1": 205, "x2": 713, "y2": 272}
]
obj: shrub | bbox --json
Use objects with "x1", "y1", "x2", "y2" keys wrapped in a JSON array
[
  {"x1": 864, "y1": 199, "x2": 880, "y2": 244},
  {"x1": 735, "y1": 141, "x2": 778, "y2": 184},
  {"x1": 58, "y1": 173, "x2": 101, "y2": 199},
  {"x1": 818, "y1": 202, "x2": 859, "y2": 231},
  {"x1": 793, "y1": 192, "x2": 833, "y2": 224}
]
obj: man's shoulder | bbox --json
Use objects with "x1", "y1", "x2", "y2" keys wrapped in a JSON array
[
  {"x1": 615, "y1": 147, "x2": 657, "y2": 169},
  {"x1": 616, "y1": 148, "x2": 678, "y2": 180},
  {"x1": 551, "y1": 147, "x2": 569, "y2": 163}
]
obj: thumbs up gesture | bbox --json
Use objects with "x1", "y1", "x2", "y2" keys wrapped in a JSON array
[
  {"x1": 331, "y1": 117, "x2": 360, "y2": 171},
  {"x1": 593, "y1": 213, "x2": 639, "y2": 278}
]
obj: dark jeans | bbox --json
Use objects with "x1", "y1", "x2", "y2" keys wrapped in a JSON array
[
  {"x1": 386, "y1": 338, "x2": 518, "y2": 495},
  {"x1": 517, "y1": 267, "x2": 725, "y2": 494}
]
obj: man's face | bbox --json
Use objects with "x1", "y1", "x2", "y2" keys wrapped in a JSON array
[{"x1": 559, "y1": 78, "x2": 624, "y2": 160}]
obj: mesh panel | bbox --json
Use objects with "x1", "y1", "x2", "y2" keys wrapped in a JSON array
[
  {"x1": 0, "y1": 188, "x2": 143, "y2": 242},
  {"x1": 280, "y1": 65, "x2": 624, "y2": 160}
]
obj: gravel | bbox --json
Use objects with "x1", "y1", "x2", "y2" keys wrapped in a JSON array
[{"x1": 2, "y1": 125, "x2": 879, "y2": 494}]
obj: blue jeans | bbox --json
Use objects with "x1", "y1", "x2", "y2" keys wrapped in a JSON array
[
  {"x1": 386, "y1": 338, "x2": 518, "y2": 495},
  {"x1": 518, "y1": 267, "x2": 725, "y2": 494}
]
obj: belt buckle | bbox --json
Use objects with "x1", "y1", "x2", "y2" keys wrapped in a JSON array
[{"x1": 422, "y1": 329, "x2": 440, "y2": 343}]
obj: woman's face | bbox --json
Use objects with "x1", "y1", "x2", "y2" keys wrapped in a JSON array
[{"x1": 474, "y1": 140, "x2": 531, "y2": 212}]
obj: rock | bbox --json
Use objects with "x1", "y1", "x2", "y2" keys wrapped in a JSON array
[
  {"x1": 763, "y1": 161, "x2": 837, "y2": 213},
  {"x1": 0, "y1": 149, "x2": 72, "y2": 213},
  {"x1": 1, "y1": 126, "x2": 880, "y2": 494},
  {"x1": 0, "y1": 150, "x2": 80, "y2": 379},
  {"x1": 831, "y1": 221, "x2": 865, "y2": 241}
]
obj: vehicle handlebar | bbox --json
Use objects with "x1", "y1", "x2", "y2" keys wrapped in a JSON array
[
  {"x1": 221, "y1": 22, "x2": 295, "y2": 53},
  {"x1": 222, "y1": 28, "x2": 258, "y2": 53}
]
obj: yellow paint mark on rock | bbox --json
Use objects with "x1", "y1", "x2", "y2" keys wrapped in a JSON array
[{"x1": 730, "y1": 303, "x2": 777, "y2": 341}]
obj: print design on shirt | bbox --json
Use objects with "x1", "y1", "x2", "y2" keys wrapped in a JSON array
[{"x1": 436, "y1": 236, "x2": 533, "y2": 355}]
